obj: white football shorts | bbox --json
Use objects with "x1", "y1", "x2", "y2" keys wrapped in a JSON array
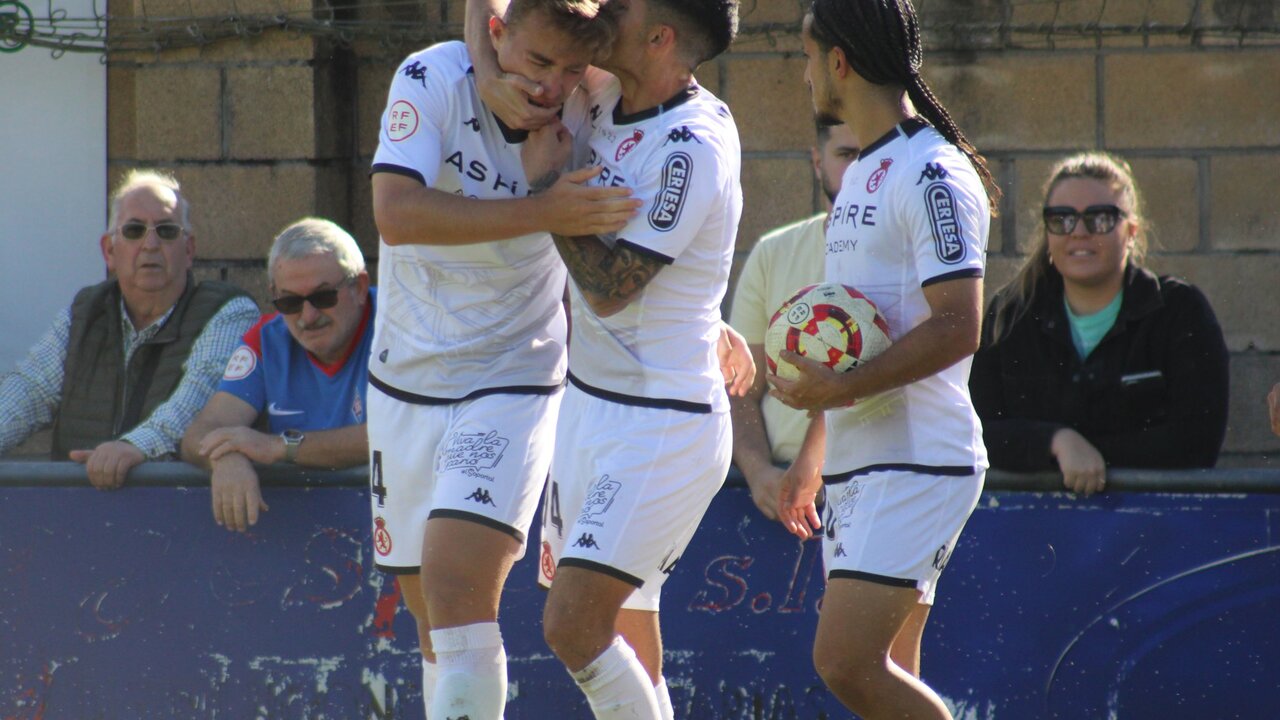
[
  {"x1": 821, "y1": 470, "x2": 984, "y2": 605},
  {"x1": 537, "y1": 385, "x2": 731, "y2": 612},
  {"x1": 367, "y1": 385, "x2": 562, "y2": 573}
]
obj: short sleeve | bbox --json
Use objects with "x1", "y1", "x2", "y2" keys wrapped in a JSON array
[
  {"x1": 897, "y1": 157, "x2": 987, "y2": 287},
  {"x1": 216, "y1": 319, "x2": 268, "y2": 414},
  {"x1": 613, "y1": 132, "x2": 728, "y2": 264},
  {"x1": 371, "y1": 52, "x2": 452, "y2": 187}
]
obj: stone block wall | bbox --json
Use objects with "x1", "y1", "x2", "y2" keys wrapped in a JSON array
[{"x1": 104, "y1": 0, "x2": 1280, "y2": 462}]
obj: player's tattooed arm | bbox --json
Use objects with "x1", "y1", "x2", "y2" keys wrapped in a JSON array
[{"x1": 551, "y1": 233, "x2": 665, "y2": 317}]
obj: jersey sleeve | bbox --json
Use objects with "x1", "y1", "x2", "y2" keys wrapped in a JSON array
[
  {"x1": 613, "y1": 130, "x2": 728, "y2": 264},
  {"x1": 371, "y1": 52, "x2": 451, "y2": 187},
  {"x1": 898, "y1": 155, "x2": 988, "y2": 287},
  {"x1": 216, "y1": 316, "x2": 270, "y2": 414}
]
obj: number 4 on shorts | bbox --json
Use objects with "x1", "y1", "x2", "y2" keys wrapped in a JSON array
[{"x1": 370, "y1": 450, "x2": 388, "y2": 507}]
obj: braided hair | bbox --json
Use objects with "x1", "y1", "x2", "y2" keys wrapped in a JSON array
[{"x1": 808, "y1": 0, "x2": 1001, "y2": 215}]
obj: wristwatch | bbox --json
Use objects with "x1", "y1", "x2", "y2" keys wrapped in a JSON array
[{"x1": 281, "y1": 429, "x2": 305, "y2": 463}]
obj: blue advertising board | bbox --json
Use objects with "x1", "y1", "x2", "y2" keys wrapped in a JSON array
[{"x1": 1, "y1": 466, "x2": 1278, "y2": 719}]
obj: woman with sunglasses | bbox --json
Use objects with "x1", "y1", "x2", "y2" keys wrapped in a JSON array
[{"x1": 970, "y1": 151, "x2": 1229, "y2": 496}]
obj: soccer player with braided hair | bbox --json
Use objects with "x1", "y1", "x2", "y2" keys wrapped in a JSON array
[{"x1": 767, "y1": 1, "x2": 999, "y2": 717}]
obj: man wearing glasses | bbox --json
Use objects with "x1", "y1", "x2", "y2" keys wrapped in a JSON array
[
  {"x1": 0, "y1": 170, "x2": 258, "y2": 488},
  {"x1": 182, "y1": 218, "x2": 375, "y2": 532}
]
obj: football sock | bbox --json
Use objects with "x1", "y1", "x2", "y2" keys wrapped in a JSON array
[
  {"x1": 421, "y1": 658, "x2": 438, "y2": 719},
  {"x1": 571, "y1": 636, "x2": 662, "y2": 720},
  {"x1": 428, "y1": 622, "x2": 508, "y2": 720},
  {"x1": 655, "y1": 677, "x2": 674, "y2": 720}
]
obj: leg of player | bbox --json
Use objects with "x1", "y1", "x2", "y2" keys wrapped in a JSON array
[
  {"x1": 396, "y1": 572, "x2": 439, "y2": 716},
  {"x1": 421, "y1": 517, "x2": 523, "y2": 720},
  {"x1": 615, "y1": 608, "x2": 675, "y2": 719},
  {"x1": 544, "y1": 566, "x2": 663, "y2": 719},
  {"x1": 813, "y1": 578, "x2": 952, "y2": 719},
  {"x1": 890, "y1": 602, "x2": 931, "y2": 678}
]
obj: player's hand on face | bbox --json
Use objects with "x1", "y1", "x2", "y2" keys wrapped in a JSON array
[
  {"x1": 718, "y1": 322, "x2": 756, "y2": 397},
  {"x1": 210, "y1": 455, "x2": 269, "y2": 532},
  {"x1": 537, "y1": 165, "x2": 643, "y2": 237},
  {"x1": 69, "y1": 440, "x2": 145, "y2": 490},
  {"x1": 1268, "y1": 382, "x2": 1280, "y2": 438},
  {"x1": 200, "y1": 426, "x2": 286, "y2": 465},
  {"x1": 523, "y1": 118, "x2": 574, "y2": 191},
  {"x1": 1051, "y1": 428, "x2": 1107, "y2": 497},
  {"x1": 478, "y1": 70, "x2": 559, "y2": 131},
  {"x1": 767, "y1": 350, "x2": 844, "y2": 413},
  {"x1": 777, "y1": 459, "x2": 823, "y2": 540}
]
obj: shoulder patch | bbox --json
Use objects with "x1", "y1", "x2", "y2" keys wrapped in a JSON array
[
  {"x1": 387, "y1": 100, "x2": 419, "y2": 142},
  {"x1": 223, "y1": 345, "x2": 258, "y2": 381},
  {"x1": 648, "y1": 152, "x2": 692, "y2": 232},
  {"x1": 925, "y1": 182, "x2": 966, "y2": 265}
]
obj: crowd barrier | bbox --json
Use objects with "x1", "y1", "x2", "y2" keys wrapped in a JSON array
[{"x1": 2, "y1": 461, "x2": 1278, "y2": 719}]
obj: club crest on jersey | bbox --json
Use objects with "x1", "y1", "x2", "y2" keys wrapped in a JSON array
[
  {"x1": 649, "y1": 152, "x2": 692, "y2": 232},
  {"x1": 440, "y1": 430, "x2": 508, "y2": 481},
  {"x1": 616, "y1": 129, "x2": 644, "y2": 161},
  {"x1": 579, "y1": 474, "x2": 621, "y2": 527},
  {"x1": 387, "y1": 100, "x2": 419, "y2": 142},
  {"x1": 223, "y1": 345, "x2": 256, "y2": 381},
  {"x1": 866, "y1": 158, "x2": 893, "y2": 193},
  {"x1": 925, "y1": 182, "x2": 965, "y2": 264},
  {"x1": 351, "y1": 393, "x2": 364, "y2": 423}
]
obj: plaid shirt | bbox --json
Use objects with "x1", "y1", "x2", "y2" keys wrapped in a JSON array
[{"x1": 0, "y1": 295, "x2": 260, "y2": 458}]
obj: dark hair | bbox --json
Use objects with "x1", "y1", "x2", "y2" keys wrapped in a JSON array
[
  {"x1": 807, "y1": 0, "x2": 1001, "y2": 215},
  {"x1": 506, "y1": 0, "x2": 614, "y2": 58},
  {"x1": 647, "y1": 0, "x2": 739, "y2": 67}
]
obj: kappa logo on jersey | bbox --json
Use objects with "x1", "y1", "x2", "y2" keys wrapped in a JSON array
[
  {"x1": 463, "y1": 116, "x2": 480, "y2": 132},
  {"x1": 573, "y1": 533, "x2": 600, "y2": 549},
  {"x1": 223, "y1": 345, "x2": 256, "y2": 381},
  {"x1": 866, "y1": 158, "x2": 894, "y2": 193},
  {"x1": 444, "y1": 151, "x2": 522, "y2": 196},
  {"x1": 648, "y1": 152, "x2": 692, "y2": 232},
  {"x1": 373, "y1": 516, "x2": 393, "y2": 556},
  {"x1": 834, "y1": 542, "x2": 847, "y2": 557},
  {"x1": 925, "y1": 182, "x2": 966, "y2": 264},
  {"x1": 615, "y1": 129, "x2": 644, "y2": 161},
  {"x1": 441, "y1": 430, "x2": 508, "y2": 481},
  {"x1": 578, "y1": 475, "x2": 621, "y2": 527},
  {"x1": 933, "y1": 543, "x2": 952, "y2": 571},
  {"x1": 663, "y1": 125, "x2": 701, "y2": 145},
  {"x1": 590, "y1": 104, "x2": 602, "y2": 123},
  {"x1": 387, "y1": 100, "x2": 419, "y2": 142},
  {"x1": 401, "y1": 61, "x2": 427, "y2": 87},
  {"x1": 916, "y1": 162, "x2": 949, "y2": 185},
  {"x1": 466, "y1": 488, "x2": 496, "y2": 506}
]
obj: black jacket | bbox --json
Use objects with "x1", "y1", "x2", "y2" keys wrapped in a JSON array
[{"x1": 970, "y1": 264, "x2": 1229, "y2": 472}]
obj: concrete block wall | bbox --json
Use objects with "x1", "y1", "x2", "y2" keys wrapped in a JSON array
[{"x1": 105, "y1": 0, "x2": 1279, "y2": 462}]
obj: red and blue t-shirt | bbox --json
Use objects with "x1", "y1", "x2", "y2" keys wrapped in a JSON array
[{"x1": 218, "y1": 289, "x2": 376, "y2": 434}]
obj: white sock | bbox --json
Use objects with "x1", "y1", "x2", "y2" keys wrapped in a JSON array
[
  {"x1": 571, "y1": 636, "x2": 662, "y2": 720},
  {"x1": 655, "y1": 677, "x2": 674, "y2": 720},
  {"x1": 421, "y1": 658, "x2": 438, "y2": 719},
  {"x1": 428, "y1": 622, "x2": 507, "y2": 720}
]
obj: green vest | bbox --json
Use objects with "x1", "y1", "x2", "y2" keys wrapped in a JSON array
[{"x1": 51, "y1": 274, "x2": 249, "y2": 460}]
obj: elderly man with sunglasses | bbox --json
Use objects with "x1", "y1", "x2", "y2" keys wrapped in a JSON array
[
  {"x1": 0, "y1": 170, "x2": 258, "y2": 488},
  {"x1": 181, "y1": 218, "x2": 375, "y2": 532}
]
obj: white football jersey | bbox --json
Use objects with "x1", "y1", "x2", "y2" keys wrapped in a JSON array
[
  {"x1": 369, "y1": 42, "x2": 598, "y2": 401},
  {"x1": 823, "y1": 118, "x2": 990, "y2": 478},
  {"x1": 565, "y1": 81, "x2": 742, "y2": 414}
]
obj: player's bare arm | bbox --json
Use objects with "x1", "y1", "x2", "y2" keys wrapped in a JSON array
[
  {"x1": 551, "y1": 232, "x2": 665, "y2": 317},
  {"x1": 777, "y1": 415, "x2": 826, "y2": 539},
  {"x1": 373, "y1": 172, "x2": 637, "y2": 247},
  {"x1": 729, "y1": 342, "x2": 786, "y2": 519},
  {"x1": 769, "y1": 276, "x2": 983, "y2": 412}
]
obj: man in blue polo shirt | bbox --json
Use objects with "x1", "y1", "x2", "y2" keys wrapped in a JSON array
[{"x1": 181, "y1": 217, "x2": 375, "y2": 532}]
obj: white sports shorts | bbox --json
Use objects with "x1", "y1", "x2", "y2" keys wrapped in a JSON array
[
  {"x1": 821, "y1": 470, "x2": 984, "y2": 605},
  {"x1": 367, "y1": 385, "x2": 562, "y2": 573},
  {"x1": 537, "y1": 384, "x2": 731, "y2": 612}
]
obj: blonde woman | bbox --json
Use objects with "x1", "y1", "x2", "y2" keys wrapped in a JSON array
[{"x1": 970, "y1": 152, "x2": 1228, "y2": 495}]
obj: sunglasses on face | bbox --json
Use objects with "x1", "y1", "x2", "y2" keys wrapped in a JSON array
[
  {"x1": 118, "y1": 221, "x2": 185, "y2": 241},
  {"x1": 270, "y1": 278, "x2": 353, "y2": 315},
  {"x1": 1042, "y1": 205, "x2": 1127, "y2": 235}
]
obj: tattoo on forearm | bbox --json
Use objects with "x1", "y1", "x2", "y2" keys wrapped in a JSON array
[
  {"x1": 552, "y1": 233, "x2": 663, "y2": 302},
  {"x1": 529, "y1": 170, "x2": 560, "y2": 195}
]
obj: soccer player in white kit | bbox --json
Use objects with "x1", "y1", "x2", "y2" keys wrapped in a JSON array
[
  {"x1": 466, "y1": 1, "x2": 741, "y2": 718},
  {"x1": 367, "y1": 3, "x2": 637, "y2": 719},
  {"x1": 768, "y1": 1, "x2": 1003, "y2": 718}
]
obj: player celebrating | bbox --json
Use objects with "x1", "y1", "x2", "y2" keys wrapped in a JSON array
[
  {"x1": 468, "y1": 1, "x2": 741, "y2": 717},
  {"x1": 366, "y1": 3, "x2": 634, "y2": 719},
  {"x1": 768, "y1": 1, "x2": 1001, "y2": 718}
]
